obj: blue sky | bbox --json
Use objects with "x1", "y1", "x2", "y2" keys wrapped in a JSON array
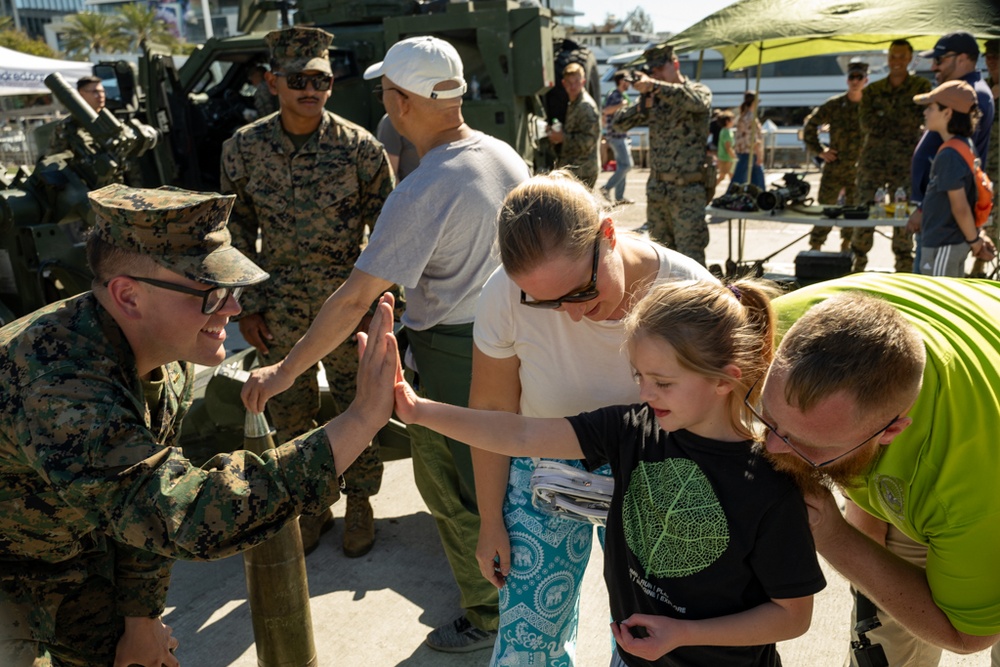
[{"x1": 570, "y1": 0, "x2": 734, "y2": 34}]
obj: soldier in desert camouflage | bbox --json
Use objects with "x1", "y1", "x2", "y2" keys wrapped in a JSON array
[
  {"x1": 612, "y1": 45, "x2": 712, "y2": 266},
  {"x1": 221, "y1": 26, "x2": 394, "y2": 558},
  {"x1": 803, "y1": 61, "x2": 868, "y2": 254},
  {"x1": 0, "y1": 184, "x2": 399, "y2": 667}
]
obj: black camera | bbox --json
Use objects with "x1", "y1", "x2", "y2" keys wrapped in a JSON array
[{"x1": 757, "y1": 172, "x2": 812, "y2": 211}]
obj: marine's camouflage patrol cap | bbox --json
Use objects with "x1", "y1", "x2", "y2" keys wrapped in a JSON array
[
  {"x1": 847, "y1": 61, "x2": 869, "y2": 75},
  {"x1": 643, "y1": 45, "x2": 675, "y2": 69},
  {"x1": 265, "y1": 26, "x2": 333, "y2": 74},
  {"x1": 89, "y1": 184, "x2": 269, "y2": 288}
]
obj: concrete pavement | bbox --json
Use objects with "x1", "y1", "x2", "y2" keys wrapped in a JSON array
[{"x1": 164, "y1": 166, "x2": 993, "y2": 666}]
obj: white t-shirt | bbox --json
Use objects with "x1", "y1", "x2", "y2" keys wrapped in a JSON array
[
  {"x1": 356, "y1": 131, "x2": 529, "y2": 330},
  {"x1": 474, "y1": 241, "x2": 716, "y2": 417}
]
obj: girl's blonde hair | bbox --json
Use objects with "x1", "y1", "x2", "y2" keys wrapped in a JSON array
[
  {"x1": 497, "y1": 170, "x2": 604, "y2": 276},
  {"x1": 624, "y1": 279, "x2": 780, "y2": 440}
]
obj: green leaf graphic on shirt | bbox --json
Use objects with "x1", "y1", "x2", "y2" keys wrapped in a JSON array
[{"x1": 623, "y1": 458, "x2": 729, "y2": 578}]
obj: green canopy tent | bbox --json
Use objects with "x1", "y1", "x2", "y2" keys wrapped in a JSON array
[
  {"x1": 665, "y1": 0, "x2": 1000, "y2": 70},
  {"x1": 652, "y1": 0, "x2": 999, "y2": 274}
]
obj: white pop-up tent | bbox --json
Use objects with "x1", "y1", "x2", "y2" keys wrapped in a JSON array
[{"x1": 0, "y1": 46, "x2": 94, "y2": 96}]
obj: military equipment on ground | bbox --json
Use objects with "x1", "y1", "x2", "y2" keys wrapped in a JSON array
[{"x1": 242, "y1": 409, "x2": 318, "y2": 667}]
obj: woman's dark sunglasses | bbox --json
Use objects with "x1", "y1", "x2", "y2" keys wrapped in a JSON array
[
  {"x1": 275, "y1": 72, "x2": 333, "y2": 91},
  {"x1": 520, "y1": 237, "x2": 601, "y2": 309},
  {"x1": 124, "y1": 276, "x2": 242, "y2": 315}
]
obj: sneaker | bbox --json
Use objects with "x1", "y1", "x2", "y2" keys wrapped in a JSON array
[
  {"x1": 298, "y1": 507, "x2": 335, "y2": 557},
  {"x1": 342, "y1": 496, "x2": 375, "y2": 558},
  {"x1": 617, "y1": 197, "x2": 635, "y2": 205},
  {"x1": 425, "y1": 616, "x2": 497, "y2": 653},
  {"x1": 598, "y1": 188, "x2": 613, "y2": 203}
]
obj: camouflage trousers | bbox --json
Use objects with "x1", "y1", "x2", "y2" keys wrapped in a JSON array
[
  {"x1": 852, "y1": 170, "x2": 915, "y2": 273},
  {"x1": 262, "y1": 308, "x2": 383, "y2": 498},
  {"x1": 1, "y1": 573, "x2": 122, "y2": 666},
  {"x1": 809, "y1": 164, "x2": 858, "y2": 249},
  {"x1": 646, "y1": 178, "x2": 709, "y2": 266}
]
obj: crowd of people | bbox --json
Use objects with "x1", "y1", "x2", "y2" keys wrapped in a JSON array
[{"x1": 1, "y1": 25, "x2": 1000, "y2": 667}]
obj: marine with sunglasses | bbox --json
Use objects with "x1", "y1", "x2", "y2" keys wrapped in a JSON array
[
  {"x1": 221, "y1": 26, "x2": 394, "y2": 559},
  {"x1": 241, "y1": 35, "x2": 529, "y2": 652},
  {"x1": 0, "y1": 184, "x2": 401, "y2": 666},
  {"x1": 802, "y1": 61, "x2": 868, "y2": 255}
]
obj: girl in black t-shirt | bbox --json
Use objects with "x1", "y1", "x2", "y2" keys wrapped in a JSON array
[{"x1": 389, "y1": 280, "x2": 825, "y2": 667}]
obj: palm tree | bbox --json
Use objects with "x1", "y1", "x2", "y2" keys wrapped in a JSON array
[
  {"x1": 117, "y1": 3, "x2": 181, "y2": 53},
  {"x1": 61, "y1": 12, "x2": 129, "y2": 59}
]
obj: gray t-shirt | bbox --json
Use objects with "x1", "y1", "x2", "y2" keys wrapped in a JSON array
[
  {"x1": 376, "y1": 115, "x2": 419, "y2": 180},
  {"x1": 356, "y1": 131, "x2": 529, "y2": 330}
]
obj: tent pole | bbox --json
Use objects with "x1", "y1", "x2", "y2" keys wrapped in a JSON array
[
  {"x1": 696, "y1": 50, "x2": 704, "y2": 81},
  {"x1": 743, "y1": 42, "x2": 764, "y2": 187}
]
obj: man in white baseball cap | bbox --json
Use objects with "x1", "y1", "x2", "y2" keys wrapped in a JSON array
[
  {"x1": 363, "y1": 35, "x2": 467, "y2": 99},
  {"x1": 241, "y1": 35, "x2": 530, "y2": 653}
]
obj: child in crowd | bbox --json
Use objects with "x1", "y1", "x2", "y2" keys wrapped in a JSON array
[
  {"x1": 385, "y1": 280, "x2": 826, "y2": 667},
  {"x1": 912, "y1": 79, "x2": 996, "y2": 276},
  {"x1": 716, "y1": 111, "x2": 736, "y2": 188}
]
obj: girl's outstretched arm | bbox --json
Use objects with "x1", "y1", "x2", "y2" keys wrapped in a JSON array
[
  {"x1": 394, "y1": 372, "x2": 584, "y2": 460},
  {"x1": 610, "y1": 595, "x2": 813, "y2": 662}
]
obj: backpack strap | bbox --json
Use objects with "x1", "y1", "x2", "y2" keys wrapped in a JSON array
[{"x1": 937, "y1": 137, "x2": 977, "y2": 173}]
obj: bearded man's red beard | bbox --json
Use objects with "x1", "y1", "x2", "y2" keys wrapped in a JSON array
[{"x1": 761, "y1": 443, "x2": 884, "y2": 496}]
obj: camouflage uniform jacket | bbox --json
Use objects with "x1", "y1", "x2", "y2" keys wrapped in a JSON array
[
  {"x1": 221, "y1": 109, "x2": 393, "y2": 317},
  {"x1": 0, "y1": 294, "x2": 340, "y2": 618},
  {"x1": 803, "y1": 93, "x2": 864, "y2": 168},
  {"x1": 557, "y1": 90, "x2": 601, "y2": 185},
  {"x1": 612, "y1": 78, "x2": 712, "y2": 175},
  {"x1": 857, "y1": 74, "x2": 932, "y2": 172}
]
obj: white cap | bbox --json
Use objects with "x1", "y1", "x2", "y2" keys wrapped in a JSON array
[{"x1": 363, "y1": 36, "x2": 467, "y2": 100}]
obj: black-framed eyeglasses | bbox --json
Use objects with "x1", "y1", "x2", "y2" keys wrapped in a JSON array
[
  {"x1": 932, "y1": 52, "x2": 958, "y2": 66},
  {"x1": 121, "y1": 276, "x2": 243, "y2": 315},
  {"x1": 743, "y1": 379, "x2": 899, "y2": 469},
  {"x1": 520, "y1": 236, "x2": 601, "y2": 309},
  {"x1": 372, "y1": 84, "x2": 409, "y2": 104},
  {"x1": 274, "y1": 72, "x2": 333, "y2": 91}
]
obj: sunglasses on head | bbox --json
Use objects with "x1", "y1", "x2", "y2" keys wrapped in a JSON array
[{"x1": 275, "y1": 72, "x2": 333, "y2": 91}]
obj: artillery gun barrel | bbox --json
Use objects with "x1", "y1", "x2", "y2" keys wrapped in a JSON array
[
  {"x1": 242, "y1": 410, "x2": 318, "y2": 667},
  {"x1": 45, "y1": 72, "x2": 130, "y2": 143}
]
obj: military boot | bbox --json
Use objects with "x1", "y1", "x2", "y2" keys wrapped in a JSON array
[
  {"x1": 299, "y1": 507, "x2": 335, "y2": 556},
  {"x1": 343, "y1": 496, "x2": 375, "y2": 558}
]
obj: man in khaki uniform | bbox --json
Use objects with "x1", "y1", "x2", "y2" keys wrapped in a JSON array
[{"x1": 220, "y1": 26, "x2": 394, "y2": 557}]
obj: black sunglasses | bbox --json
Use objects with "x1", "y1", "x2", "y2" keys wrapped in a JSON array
[
  {"x1": 125, "y1": 276, "x2": 243, "y2": 315},
  {"x1": 742, "y1": 379, "x2": 899, "y2": 469},
  {"x1": 372, "y1": 84, "x2": 409, "y2": 104},
  {"x1": 847, "y1": 73, "x2": 866, "y2": 81},
  {"x1": 274, "y1": 72, "x2": 333, "y2": 91},
  {"x1": 520, "y1": 237, "x2": 601, "y2": 309}
]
